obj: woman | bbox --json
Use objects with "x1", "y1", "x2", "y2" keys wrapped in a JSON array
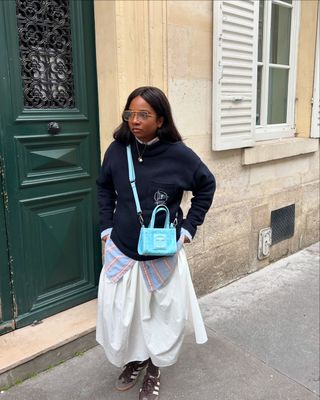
[{"x1": 96, "y1": 86, "x2": 215, "y2": 400}]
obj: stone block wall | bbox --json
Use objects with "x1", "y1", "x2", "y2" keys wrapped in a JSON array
[
  {"x1": 167, "y1": 0, "x2": 319, "y2": 296},
  {"x1": 94, "y1": 0, "x2": 319, "y2": 297}
]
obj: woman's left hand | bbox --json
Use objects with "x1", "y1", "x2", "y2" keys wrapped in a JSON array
[{"x1": 183, "y1": 236, "x2": 191, "y2": 244}]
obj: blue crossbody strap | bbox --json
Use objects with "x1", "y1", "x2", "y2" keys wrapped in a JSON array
[{"x1": 126, "y1": 145, "x2": 144, "y2": 225}]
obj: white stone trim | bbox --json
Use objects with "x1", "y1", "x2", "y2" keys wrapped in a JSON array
[{"x1": 242, "y1": 137, "x2": 319, "y2": 165}]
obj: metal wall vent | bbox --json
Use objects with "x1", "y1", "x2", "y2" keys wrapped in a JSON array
[{"x1": 271, "y1": 204, "x2": 295, "y2": 244}]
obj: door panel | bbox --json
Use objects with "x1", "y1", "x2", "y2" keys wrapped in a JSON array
[
  {"x1": 17, "y1": 188, "x2": 96, "y2": 326},
  {"x1": 5, "y1": 0, "x2": 89, "y2": 122},
  {"x1": 0, "y1": 0, "x2": 101, "y2": 329},
  {"x1": 15, "y1": 132, "x2": 90, "y2": 187}
]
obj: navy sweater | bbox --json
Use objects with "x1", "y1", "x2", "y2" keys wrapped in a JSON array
[{"x1": 96, "y1": 139, "x2": 216, "y2": 261}]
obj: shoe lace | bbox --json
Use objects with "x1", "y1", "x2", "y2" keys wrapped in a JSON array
[
  {"x1": 119, "y1": 362, "x2": 135, "y2": 380},
  {"x1": 141, "y1": 373, "x2": 158, "y2": 394}
]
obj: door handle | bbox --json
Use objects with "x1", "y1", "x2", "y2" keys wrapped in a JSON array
[{"x1": 48, "y1": 122, "x2": 60, "y2": 135}]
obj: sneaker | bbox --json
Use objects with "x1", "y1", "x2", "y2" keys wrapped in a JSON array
[
  {"x1": 139, "y1": 370, "x2": 161, "y2": 400},
  {"x1": 115, "y1": 360, "x2": 149, "y2": 391}
]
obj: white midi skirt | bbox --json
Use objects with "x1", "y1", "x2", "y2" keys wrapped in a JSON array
[{"x1": 96, "y1": 248, "x2": 207, "y2": 368}]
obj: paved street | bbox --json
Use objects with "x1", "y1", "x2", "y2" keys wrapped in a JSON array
[{"x1": 1, "y1": 243, "x2": 319, "y2": 400}]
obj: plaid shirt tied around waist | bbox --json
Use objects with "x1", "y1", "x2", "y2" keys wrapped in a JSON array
[{"x1": 103, "y1": 228, "x2": 191, "y2": 292}]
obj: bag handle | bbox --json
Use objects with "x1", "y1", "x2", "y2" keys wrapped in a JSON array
[
  {"x1": 126, "y1": 145, "x2": 144, "y2": 225},
  {"x1": 149, "y1": 205, "x2": 171, "y2": 229}
]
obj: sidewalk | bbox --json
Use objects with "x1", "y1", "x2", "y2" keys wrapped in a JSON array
[{"x1": 1, "y1": 242, "x2": 319, "y2": 400}]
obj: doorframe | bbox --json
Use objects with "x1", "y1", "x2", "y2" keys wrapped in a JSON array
[
  {"x1": 0, "y1": 114, "x2": 15, "y2": 335},
  {"x1": 0, "y1": 3, "x2": 19, "y2": 334}
]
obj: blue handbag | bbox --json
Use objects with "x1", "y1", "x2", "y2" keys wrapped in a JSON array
[
  {"x1": 138, "y1": 205, "x2": 177, "y2": 256},
  {"x1": 126, "y1": 145, "x2": 178, "y2": 256}
]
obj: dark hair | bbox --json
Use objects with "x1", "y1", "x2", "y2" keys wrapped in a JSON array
[{"x1": 113, "y1": 86, "x2": 182, "y2": 144}]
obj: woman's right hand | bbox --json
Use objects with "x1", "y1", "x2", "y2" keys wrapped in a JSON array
[{"x1": 102, "y1": 235, "x2": 109, "y2": 242}]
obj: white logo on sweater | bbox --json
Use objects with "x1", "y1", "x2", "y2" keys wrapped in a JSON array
[{"x1": 154, "y1": 190, "x2": 168, "y2": 205}]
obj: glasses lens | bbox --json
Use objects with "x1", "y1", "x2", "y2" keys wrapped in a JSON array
[
  {"x1": 122, "y1": 110, "x2": 151, "y2": 121},
  {"x1": 138, "y1": 111, "x2": 149, "y2": 120},
  {"x1": 122, "y1": 110, "x2": 131, "y2": 121}
]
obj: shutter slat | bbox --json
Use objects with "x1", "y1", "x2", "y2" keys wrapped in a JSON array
[
  {"x1": 223, "y1": 10, "x2": 254, "y2": 23},
  {"x1": 212, "y1": 0, "x2": 258, "y2": 150},
  {"x1": 223, "y1": 63, "x2": 252, "y2": 70},
  {"x1": 223, "y1": 35, "x2": 255, "y2": 46},
  {"x1": 221, "y1": 109, "x2": 252, "y2": 116},
  {"x1": 227, "y1": 0, "x2": 255, "y2": 12}
]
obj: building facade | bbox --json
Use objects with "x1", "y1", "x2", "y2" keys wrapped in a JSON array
[
  {"x1": 0, "y1": 0, "x2": 319, "y2": 334},
  {"x1": 94, "y1": 0, "x2": 319, "y2": 296}
]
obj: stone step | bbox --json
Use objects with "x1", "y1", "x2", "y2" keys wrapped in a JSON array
[{"x1": 0, "y1": 300, "x2": 97, "y2": 390}]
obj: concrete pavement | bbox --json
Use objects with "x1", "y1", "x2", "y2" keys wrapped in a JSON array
[{"x1": 1, "y1": 242, "x2": 319, "y2": 400}]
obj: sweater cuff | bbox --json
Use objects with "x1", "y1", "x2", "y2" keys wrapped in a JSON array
[
  {"x1": 180, "y1": 228, "x2": 192, "y2": 242},
  {"x1": 101, "y1": 227, "x2": 112, "y2": 239},
  {"x1": 181, "y1": 220, "x2": 196, "y2": 238}
]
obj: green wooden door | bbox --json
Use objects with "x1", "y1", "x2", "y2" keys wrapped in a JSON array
[{"x1": 0, "y1": 0, "x2": 101, "y2": 332}]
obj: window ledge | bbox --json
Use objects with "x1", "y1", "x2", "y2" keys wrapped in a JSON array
[{"x1": 242, "y1": 138, "x2": 319, "y2": 165}]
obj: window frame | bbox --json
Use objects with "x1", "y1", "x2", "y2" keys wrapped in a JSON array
[{"x1": 256, "y1": 0, "x2": 300, "y2": 141}]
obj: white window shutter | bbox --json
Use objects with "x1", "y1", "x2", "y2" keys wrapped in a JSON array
[
  {"x1": 212, "y1": 0, "x2": 259, "y2": 150},
  {"x1": 311, "y1": 9, "x2": 320, "y2": 138}
]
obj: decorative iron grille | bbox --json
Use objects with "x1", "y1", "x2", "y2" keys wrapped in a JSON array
[{"x1": 15, "y1": 0, "x2": 75, "y2": 109}]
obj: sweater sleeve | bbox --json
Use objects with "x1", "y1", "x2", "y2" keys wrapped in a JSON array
[
  {"x1": 182, "y1": 161, "x2": 216, "y2": 238},
  {"x1": 96, "y1": 147, "x2": 117, "y2": 233}
]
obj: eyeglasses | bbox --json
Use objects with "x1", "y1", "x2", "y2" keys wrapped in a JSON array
[{"x1": 122, "y1": 110, "x2": 156, "y2": 122}]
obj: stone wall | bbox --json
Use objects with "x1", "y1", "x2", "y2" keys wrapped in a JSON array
[
  {"x1": 94, "y1": 0, "x2": 320, "y2": 296},
  {"x1": 167, "y1": 0, "x2": 319, "y2": 295}
]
